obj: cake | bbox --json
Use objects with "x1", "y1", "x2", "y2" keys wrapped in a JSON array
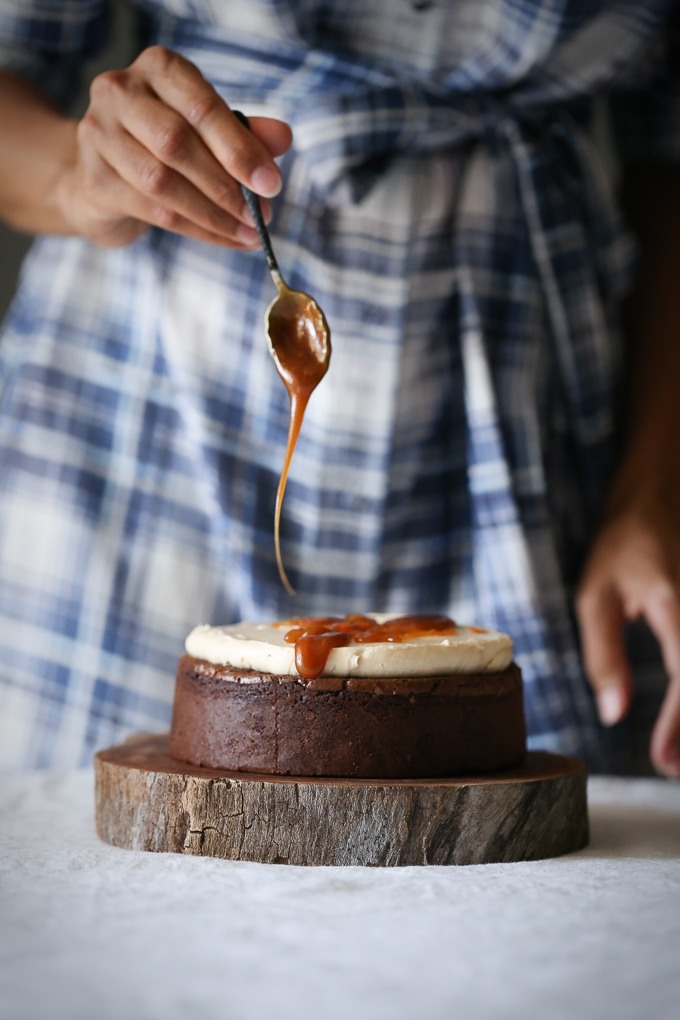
[{"x1": 168, "y1": 613, "x2": 526, "y2": 779}]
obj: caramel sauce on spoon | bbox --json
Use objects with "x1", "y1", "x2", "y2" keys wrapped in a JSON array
[
  {"x1": 230, "y1": 111, "x2": 331, "y2": 595},
  {"x1": 280, "y1": 613, "x2": 457, "y2": 679},
  {"x1": 266, "y1": 274, "x2": 330, "y2": 595}
]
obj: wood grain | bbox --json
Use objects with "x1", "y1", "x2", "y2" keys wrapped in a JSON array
[{"x1": 95, "y1": 734, "x2": 588, "y2": 866}]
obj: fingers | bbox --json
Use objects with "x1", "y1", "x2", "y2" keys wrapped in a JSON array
[
  {"x1": 78, "y1": 150, "x2": 257, "y2": 250},
  {"x1": 641, "y1": 587, "x2": 680, "y2": 776},
  {"x1": 131, "y1": 47, "x2": 289, "y2": 196},
  {"x1": 115, "y1": 85, "x2": 262, "y2": 223},
  {"x1": 576, "y1": 579, "x2": 633, "y2": 726},
  {"x1": 87, "y1": 69, "x2": 266, "y2": 237},
  {"x1": 650, "y1": 673, "x2": 680, "y2": 777},
  {"x1": 578, "y1": 511, "x2": 680, "y2": 774},
  {"x1": 93, "y1": 120, "x2": 259, "y2": 246},
  {"x1": 80, "y1": 48, "x2": 293, "y2": 248}
]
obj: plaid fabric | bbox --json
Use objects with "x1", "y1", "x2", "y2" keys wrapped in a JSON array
[
  {"x1": 0, "y1": 0, "x2": 109, "y2": 105},
  {"x1": 0, "y1": 0, "x2": 677, "y2": 768}
]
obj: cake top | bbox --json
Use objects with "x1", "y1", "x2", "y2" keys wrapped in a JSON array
[{"x1": 185, "y1": 613, "x2": 513, "y2": 680}]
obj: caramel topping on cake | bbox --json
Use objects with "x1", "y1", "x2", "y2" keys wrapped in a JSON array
[{"x1": 278, "y1": 614, "x2": 457, "y2": 679}]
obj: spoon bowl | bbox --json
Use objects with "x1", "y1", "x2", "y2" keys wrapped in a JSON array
[{"x1": 265, "y1": 277, "x2": 331, "y2": 393}]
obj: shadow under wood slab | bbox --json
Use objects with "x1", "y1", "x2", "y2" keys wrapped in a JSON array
[{"x1": 94, "y1": 734, "x2": 588, "y2": 866}]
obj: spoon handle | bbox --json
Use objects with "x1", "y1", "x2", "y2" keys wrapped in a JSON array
[{"x1": 231, "y1": 110, "x2": 281, "y2": 278}]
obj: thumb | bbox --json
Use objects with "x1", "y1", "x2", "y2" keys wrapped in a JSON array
[
  {"x1": 247, "y1": 116, "x2": 293, "y2": 158},
  {"x1": 576, "y1": 581, "x2": 633, "y2": 726}
]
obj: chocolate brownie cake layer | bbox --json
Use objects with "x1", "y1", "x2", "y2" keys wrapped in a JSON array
[{"x1": 169, "y1": 655, "x2": 527, "y2": 778}]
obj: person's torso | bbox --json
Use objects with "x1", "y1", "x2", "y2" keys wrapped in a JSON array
[{"x1": 136, "y1": 0, "x2": 671, "y2": 98}]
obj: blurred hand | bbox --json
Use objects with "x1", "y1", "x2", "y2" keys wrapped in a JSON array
[
  {"x1": 54, "y1": 46, "x2": 292, "y2": 248},
  {"x1": 576, "y1": 494, "x2": 680, "y2": 777}
]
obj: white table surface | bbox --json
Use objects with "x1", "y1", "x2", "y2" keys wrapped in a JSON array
[{"x1": 1, "y1": 771, "x2": 679, "y2": 1020}]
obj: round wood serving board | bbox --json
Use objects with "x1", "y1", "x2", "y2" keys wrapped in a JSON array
[{"x1": 94, "y1": 734, "x2": 588, "y2": 866}]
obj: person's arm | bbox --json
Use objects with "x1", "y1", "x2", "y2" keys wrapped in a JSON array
[
  {"x1": 576, "y1": 162, "x2": 680, "y2": 777},
  {"x1": 0, "y1": 46, "x2": 292, "y2": 248}
]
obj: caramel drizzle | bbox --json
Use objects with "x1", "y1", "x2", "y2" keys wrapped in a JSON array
[
  {"x1": 273, "y1": 385, "x2": 312, "y2": 596},
  {"x1": 279, "y1": 613, "x2": 458, "y2": 679}
]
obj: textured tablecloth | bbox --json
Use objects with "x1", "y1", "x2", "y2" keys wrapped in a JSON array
[{"x1": 1, "y1": 771, "x2": 679, "y2": 1020}]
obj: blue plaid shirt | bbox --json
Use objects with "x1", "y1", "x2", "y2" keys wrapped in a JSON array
[{"x1": 0, "y1": 0, "x2": 679, "y2": 768}]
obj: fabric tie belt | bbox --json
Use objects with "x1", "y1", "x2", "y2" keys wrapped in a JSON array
[{"x1": 155, "y1": 18, "x2": 635, "y2": 451}]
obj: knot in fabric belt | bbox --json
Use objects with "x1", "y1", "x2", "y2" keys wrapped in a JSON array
[
  {"x1": 278, "y1": 73, "x2": 632, "y2": 448},
  {"x1": 286, "y1": 82, "x2": 586, "y2": 202}
]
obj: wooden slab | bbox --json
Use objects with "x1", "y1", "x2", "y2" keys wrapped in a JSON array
[{"x1": 94, "y1": 734, "x2": 588, "y2": 866}]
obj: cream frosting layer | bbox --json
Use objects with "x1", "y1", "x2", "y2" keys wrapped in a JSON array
[{"x1": 185, "y1": 615, "x2": 513, "y2": 678}]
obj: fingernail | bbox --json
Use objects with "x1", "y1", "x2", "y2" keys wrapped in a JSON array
[
  {"x1": 597, "y1": 687, "x2": 625, "y2": 726},
  {"x1": 236, "y1": 223, "x2": 260, "y2": 246},
  {"x1": 250, "y1": 165, "x2": 281, "y2": 198}
]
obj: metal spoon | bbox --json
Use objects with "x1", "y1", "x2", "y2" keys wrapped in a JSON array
[{"x1": 232, "y1": 111, "x2": 331, "y2": 595}]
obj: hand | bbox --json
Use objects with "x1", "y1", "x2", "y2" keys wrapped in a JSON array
[
  {"x1": 576, "y1": 494, "x2": 680, "y2": 777},
  {"x1": 53, "y1": 46, "x2": 292, "y2": 248}
]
